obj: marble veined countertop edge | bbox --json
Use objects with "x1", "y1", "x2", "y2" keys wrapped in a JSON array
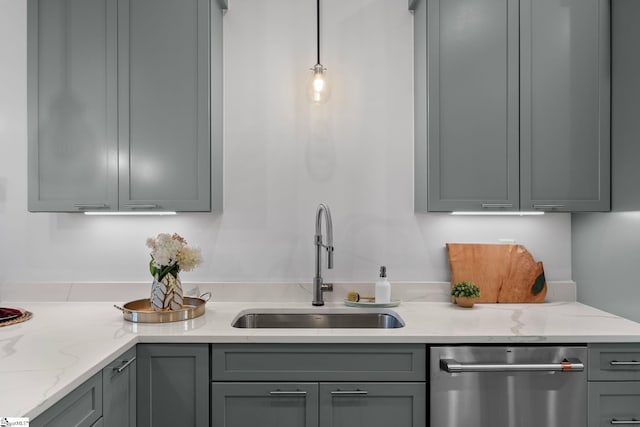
[{"x1": 2, "y1": 299, "x2": 640, "y2": 419}]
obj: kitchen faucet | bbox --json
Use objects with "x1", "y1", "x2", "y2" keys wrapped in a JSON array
[{"x1": 312, "y1": 203, "x2": 334, "y2": 306}]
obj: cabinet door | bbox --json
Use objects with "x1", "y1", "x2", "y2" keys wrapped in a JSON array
[
  {"x1": 520, "y1": 0, "x2": 610, "y2": 212},
  {"x1": 103, "y1": 346, "x2": 136, "y2": 427},
  {"x1": 611, "y1": 0, "x2": 640, "y2": 211},
  {"x1": 588, "y1": 382, "x2": 640, "y2": 427},
  {"x1": 117, "y1": 0, "x2": 211, "y2": 212},
  {"x1": 137, "y1": 344, "x2": 209, "y2": 427},
  {"x1": 416, "y1": 0, "x2": 519, "y2": 211},
  {"x1": 27, "y1": 0, "x2": 118, "y2": 212},
  {"x1": 319, "y1": 383, "x2": 426, "y2": 427},
  {"x1": 211, "y1": 382, "x2": 319, "y2": 427},
  {"x1": 31, "y1": 371, "x2": 103, "y2": 427}
]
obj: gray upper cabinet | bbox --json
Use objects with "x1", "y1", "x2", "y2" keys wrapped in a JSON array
[
  {"x1": 519, "y1": 0, "x2": 610, "y2": 212},
  {"x1": 609, "y1": 0, "x2": 640, "y2": 211},
  {"x1": 413, "y1": 0, "x2": 610, "y2": 212},
  {"x1": 28, "y1": 0, "x2": 118, "y2": 212},
  {"x1": 117, "y1": 0, "x2": 211, "y2": 212},
  {"x1": 415, "y1": 0, "x2": 519, "y2": 212},
  {"x1": 28, "y1": 0, "x2": 223, "y2": 212}
]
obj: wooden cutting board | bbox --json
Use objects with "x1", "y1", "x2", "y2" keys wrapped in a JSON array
[{"x1": 446, "y1": 243, "x2": 547, "y2": 303}]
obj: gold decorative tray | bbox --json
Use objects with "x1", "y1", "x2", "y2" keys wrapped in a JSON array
[{"x1": 114, "y1": 293, "x2": 210, "y2": 323}]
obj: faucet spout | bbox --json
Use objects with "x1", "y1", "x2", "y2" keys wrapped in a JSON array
[{"x1": 313, "y1": 203, "x2": 334, "y2": 306}]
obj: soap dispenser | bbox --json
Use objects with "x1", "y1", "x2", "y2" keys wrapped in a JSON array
[{"x1": 375, "y1": 266, "x2": 391, "y2": 304}]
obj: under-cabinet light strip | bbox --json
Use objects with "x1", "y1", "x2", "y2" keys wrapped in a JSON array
[
  {"x1": 83, "y1": 211, "x2": 177, "y2": 216},
  {"x1": 450, "y1": 211, "x2": 544, "y2": 216}
]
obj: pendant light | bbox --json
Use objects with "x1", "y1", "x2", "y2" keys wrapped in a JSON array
[{"x1": 308, "y1": 0, "x2": 330, "y2": 103}]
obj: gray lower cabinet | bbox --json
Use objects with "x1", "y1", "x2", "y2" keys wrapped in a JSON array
[
  {"x1": 137, "y1": 344, "x2": 209, "y2": 427},
  {"x1": 212, "y1": 382, "x2": 319, "y2": 427},
  {"x1": 27, "y1": 0, "x2": 223, "y2": 212},
  {"x1": 319, "y1": 383, "x2": 426, "y2": 427},
  {"x1": 210, "y1": 344, "x2": 427, "y2": 427},
  {"x1": 413, "y1": 0, "x2": 610, "y2": 212},
  {"x1": 589, "y1": 382, "x2": 640, "y2": 427},
  {"x1": 31, "y1": 371, "x2": 103, "y2": 427},
  {"x1": 102, "y1": 346, "x2": 136, "y2": 427},
  {"x1": 211, "y1": 382, "x2": 425, "y2": 427},
  {"x1": 588, "y1": 344, "x2": 640, "y2": 426}
]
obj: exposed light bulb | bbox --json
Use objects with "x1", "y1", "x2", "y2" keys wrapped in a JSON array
[{"x1": 309, "y1": 63, "x2": 330, "y2": 104}]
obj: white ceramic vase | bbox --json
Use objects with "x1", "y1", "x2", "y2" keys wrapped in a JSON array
[{"x1": 150, "y1": 272, "x2": 184, "y2": 312}]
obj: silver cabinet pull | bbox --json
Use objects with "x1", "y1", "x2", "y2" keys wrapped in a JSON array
[
  {"x1": 611, "y1": 419, "x2": 640, "y2": 425},
  {"x1": 123, "y1": 204, "x2": 159, "y2": 209},
  {"x1": 533, "y1": 204, "x2": 565, "y2": 209},
  {"x1": 74, "y1": 203, "x2": 109, "y2": 210},
  {"x1": 113, "y1": 356, "x2": 136, "y2": 374},
  {"x1": 610, "y1": 360, "x2": 640, "y2": 366},
  {"x1": 481, "y1": 203, "x2": 513, "y2": 208},
  {"x1": 440, "y1": 358, "x2": 584, "y2": 373},
  {"x1": 330, "y1": 390, "x2": 369, "y2": 396},
  {"x1": 269, "y1": 390, "x2": 308, "y2": 396}
]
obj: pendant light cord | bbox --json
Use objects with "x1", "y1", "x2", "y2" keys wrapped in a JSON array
[{"x1": 316, "y1": 0, "x2": 321, "y2": 64}]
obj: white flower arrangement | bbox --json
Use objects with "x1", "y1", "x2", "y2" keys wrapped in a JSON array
[{"x1": 146, "y1": 233, "x2": 202, "y2": 280}]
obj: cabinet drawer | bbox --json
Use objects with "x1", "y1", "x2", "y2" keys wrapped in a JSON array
[
  {"x1": 589, "y1": 344, "x2": 640, "y2": 381},
  {"x1": 211, "y1": 344, "x2": 426, "y2": 381},
  {"x1": 31, "y1": 371, "x2": 103, "y2": 427},
  {"x1": 588, "y1": 382, "x2": 640, "y2": 427},
  {"x1": 211, "y1": 382, "x2": 319, "y2": 427},
  {"x1": 319, "y1": 382, "x2": 426, "y2": 427}
]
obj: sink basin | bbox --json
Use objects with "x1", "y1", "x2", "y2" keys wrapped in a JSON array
[{"x1": 231, "y1": 308, "x2": 405, "y2": 329}]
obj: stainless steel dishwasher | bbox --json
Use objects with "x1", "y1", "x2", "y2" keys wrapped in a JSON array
[{"x1": 430, "y1": 346, "x2": 587, "y2": 427}]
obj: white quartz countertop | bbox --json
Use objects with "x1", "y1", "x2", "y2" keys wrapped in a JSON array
[{"x1": 3, "y1": 300, "x2": 640, "y2": 419}]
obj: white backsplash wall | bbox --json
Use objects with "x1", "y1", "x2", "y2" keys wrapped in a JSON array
[{"x1": 0, "y1": 0, "x2": 571, "y2": 288}]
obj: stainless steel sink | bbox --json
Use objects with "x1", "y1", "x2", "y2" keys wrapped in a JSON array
[{"x1": 231, "y1": 308, "x2": 405, "y2": 329}]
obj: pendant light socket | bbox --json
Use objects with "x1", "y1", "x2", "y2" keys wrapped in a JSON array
[{"x1": 308, "y1": 0, "x2": 330, "y2": 104}]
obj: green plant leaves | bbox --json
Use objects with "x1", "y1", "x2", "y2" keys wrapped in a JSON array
[{"x1": 451, "y1": 281, "x2": 481, "y2": 298}]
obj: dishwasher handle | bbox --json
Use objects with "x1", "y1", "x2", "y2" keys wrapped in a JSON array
[{"x1": 440, "y1": 357, "x2": 585, "y2": 373}]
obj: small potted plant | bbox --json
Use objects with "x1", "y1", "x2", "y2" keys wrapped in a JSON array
[{"x1": 451, "y1": 281, "x2": 481, "y2": 308}]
